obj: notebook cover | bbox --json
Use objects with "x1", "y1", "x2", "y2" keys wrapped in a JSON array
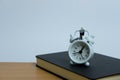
[{"x1": 36, "y1": 51, "x2": 120, "y2": 79}]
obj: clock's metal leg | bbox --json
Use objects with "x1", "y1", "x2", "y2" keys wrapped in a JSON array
[
  {"x1": 70, "y1": 60, "x2": 75, "y2": 65},
  {"x1": 85, "y1": 62, "x2": 90, "y2": 66}
]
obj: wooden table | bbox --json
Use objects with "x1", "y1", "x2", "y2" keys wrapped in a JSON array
[{"x1": 0, "y1": 62, "x2": 63, "y2": 80}]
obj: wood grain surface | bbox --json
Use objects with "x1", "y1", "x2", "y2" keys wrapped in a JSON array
[{"x1": 0, "y1": 62, "x2": 62, "y2": 80}]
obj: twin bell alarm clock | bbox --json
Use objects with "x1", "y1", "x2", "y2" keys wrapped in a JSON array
[{"x1": 68, "y1": 27, "x2": 94, "y2": 66}]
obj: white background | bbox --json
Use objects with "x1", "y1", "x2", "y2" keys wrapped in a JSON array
[{"x1": 0, "y1": 0, "x2": 120, "y2": 62}]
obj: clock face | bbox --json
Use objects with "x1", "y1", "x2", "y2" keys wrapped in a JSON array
[{"x1": 68, "y1": 40, "x2": 91, "y2": 64}]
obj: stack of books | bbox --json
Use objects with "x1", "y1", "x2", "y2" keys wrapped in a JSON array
[{"x1": 36, "y1": 51, "x2": 120, "y2": 80}]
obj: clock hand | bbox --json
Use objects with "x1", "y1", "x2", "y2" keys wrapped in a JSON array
[
  {"x1": 72, "y1": 51, "x2": 79, "y2": 54},
  {"x1": 73, "y1": 45, "x2": 86, "y2": 55},
  {"x1": 81, "y1": 54, "x2": 85, "y2": 60},
  {"x1": 79, "y1": 45, "x2": 86, "y2": 54}
]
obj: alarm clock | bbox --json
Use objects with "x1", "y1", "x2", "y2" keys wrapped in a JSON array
[{"x1": 68, "y1": 27, "x2": 94, "y2": 66}]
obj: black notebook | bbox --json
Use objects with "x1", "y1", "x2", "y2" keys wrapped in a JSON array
[{"x1": 36, "y1": 51, "x2": 120, "y2": 80}]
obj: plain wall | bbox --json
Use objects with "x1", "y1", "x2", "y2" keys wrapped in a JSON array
[{"x1": 0, "y1": 0, "x2": 120, "y2": 62}]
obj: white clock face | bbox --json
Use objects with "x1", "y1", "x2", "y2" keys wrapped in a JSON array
[{"x1": 69, "y1": 40, "x2": 91, "y2": 64}]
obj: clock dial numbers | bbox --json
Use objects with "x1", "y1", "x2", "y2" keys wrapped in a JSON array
[
  {"x1": 69, "y1": 40, "x2": 92, "y2": 64},
  {"x1": 72, "y1": 52, "x2": 77, "y2": 56},
  {"x1": 82, "y1": 47, "x2": 90, "y2": 59},
  {"x1": 74, "y1": 46, "x2": 77, "y2": 49},
  {"x1": 71, "y1": 42, "x2": 90, "y2": 62},
  {"x1": 76, "y1": 44, "x2": 80, "y2": 47},
  {"x1": 83, "y1": 49, "x2": 89, "y2": 59}
]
